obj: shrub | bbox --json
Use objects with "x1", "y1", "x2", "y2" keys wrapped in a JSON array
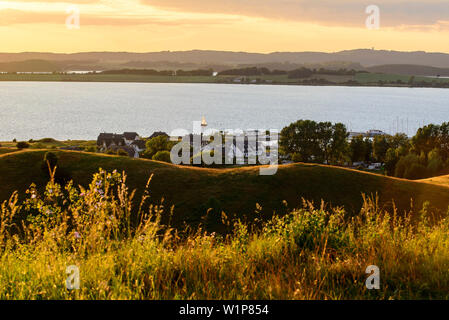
[
  {"x1": 43, "y1": 152, "x2": 58, "y2": 169},
  {"x1": 143, "y1": 135, "x2": 174, "y2": 159},
  {"x1": 404, "y1": 163, "x2": 428, "y2": 180},
  {"x1": 16, "y1": 141, "x2": 30, "y2": 149},
  {"x1": 291, "y1": 153, "x2": 302, "y2": 163},
  {"x1": 395, "y1": 153, "x2": 422, "y2": 178},
  {"x1": 38, "y1": 138, "x2": 57, "y2": 143},
  {"x1": 152, "y1": 150, "x2": 171, "y2": 163},
  {"x1": 84, "y1": 146, "x2": 97, "y2": 153},
  {"x1": 117, "y1": 149, "x2": 129, "y2": 157},
  {"x1": 0, "y1": 171, "x2": 449, "y2": 299},
  {"x1": 40, "y1": 152, "x2": 71, "y2": 185}
]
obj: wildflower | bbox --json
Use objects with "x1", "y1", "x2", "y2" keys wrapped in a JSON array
[
  {"x1": 74, "y1": 231, "x2": 81, "y2": 239},
  {"x1": 31, "y1": 194, "x2": 36, "y2": 199},
  {"x1": 80, "y1": 192, "x2": 85, "y2": 197}
]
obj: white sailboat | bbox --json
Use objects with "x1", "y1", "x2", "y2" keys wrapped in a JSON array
[{"x1": 201, "y1": 116, "x2": 208, "y2": 127}]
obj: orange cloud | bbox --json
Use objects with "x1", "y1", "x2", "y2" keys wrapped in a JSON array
[
  {"x1": 142, "y1": 0, "x2": 449, "y2": 29},
  {"x1": 0, "y1": 8, "x2": 239, "y2": 26}
]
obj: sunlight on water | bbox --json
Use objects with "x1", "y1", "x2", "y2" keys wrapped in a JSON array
[{"x1": 0, "y1": 82, "x2": 447, "y2": 140}]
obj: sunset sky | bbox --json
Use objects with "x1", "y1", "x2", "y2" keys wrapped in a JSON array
[{"x1": 2, "y1": 0, "x2": 449, "y2": 53}]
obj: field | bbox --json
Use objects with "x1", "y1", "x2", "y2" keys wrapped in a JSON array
[
  {"x1": 0, "y1": 73, "x2": 221, "y2": 83},
  {"x1": 2, "y1": 72, "x2": 447, "y2": 86},
  {"x1": 1, "y1": 149, "x2": 449, "y2": 231},
  {"x1": 1, "y1": 149, "x2": 449, "y2": 299},
  {"x1": 0, "y1": 139, "x2": 96, "y2": 150},
  {"x1": 354, "y1": 72, "x2": 449, "y2": 84}
]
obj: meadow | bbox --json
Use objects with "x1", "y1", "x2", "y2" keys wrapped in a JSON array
[
  {"x1": 1, "y1": 72, "x2": 447, "y2": 86},
  {"x1": 2, "y1": 149, "x2": 449, "y2": 232},
  {"x1": 1, "y1": 163, "x2": 449, "y2": 299}
]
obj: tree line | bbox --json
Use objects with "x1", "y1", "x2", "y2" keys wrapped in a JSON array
[
  {"x1": 101, "y1": 69, "x2": 214, "y2": 76},
  {"x1": 280, "y1": 120, "x2": 449, "y2": 179},
  {"x1": 218, "y1": 67, "x2": 357, "y2": 78},
  {"x1": 139, "y1": 120, "x2": 449, "y2": 180}
]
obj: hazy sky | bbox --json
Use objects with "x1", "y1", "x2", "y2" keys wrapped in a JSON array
[{"x1": 2, "y1": 0, "x2": 449, "y2": 53}]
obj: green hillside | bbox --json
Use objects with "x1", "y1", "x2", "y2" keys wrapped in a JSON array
[{"x1": 1, "y1": 149, "x2": 449, "y2": 230}]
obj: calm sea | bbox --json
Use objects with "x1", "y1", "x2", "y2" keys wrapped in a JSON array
[{"x1": 0, "y1": 81, "x2": 448, "y2": 140}]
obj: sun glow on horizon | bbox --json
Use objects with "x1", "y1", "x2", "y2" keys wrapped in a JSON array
[{"x1": 1, "y1": 0, "x2": 449, "y2": 53}]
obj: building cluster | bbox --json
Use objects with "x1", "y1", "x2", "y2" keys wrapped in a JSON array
[
  {"x1": 348, "y1": 129, "x2": 387, "y2": 140},
  {"x1": 97, "y1": 132, "x2": 146, "y2": 158}
]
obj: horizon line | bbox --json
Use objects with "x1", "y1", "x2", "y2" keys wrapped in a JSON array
[{"x1": 1, "y1": 48, "x2": 449, "y2": 55}]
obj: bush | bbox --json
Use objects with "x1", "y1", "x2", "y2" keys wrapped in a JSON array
[
  {"x1": 291, "y1": 153, "x2": 302, "y2": 163},
  {"x1": 16, "y1": 141, "x2": 30, "y2": 149},
  {"x1": 40, "y1": 152, "x2": 71, "y2": 184},
  {"x1": 143, "y1": 135, "x2": 174, "y2": 159},
  {"x1": 117, "y1": 149, "x2": 129, "y2": 157},
  {"x1": 43, "y1": 152, "x2": 58, "y2": 169},
  {"x1": 152, "y1": 151, "x2": 171, "y2": 163},
  {"x1": 84, "y1": 146, "x2": 97, "y2": 153},
  {"x1": 404, "y1": 163, "x2": 428, "y2": 180},
  {"x1": 37, "y1": 138, "x2": 57, "y2": 143},
  {"x1": 395, "y1": 153, "x2": 431, "y2": 179},
  {"x1": 1, "y1": 171, "x2": 449, "y2": 299}
]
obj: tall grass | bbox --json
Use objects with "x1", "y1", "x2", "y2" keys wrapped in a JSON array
[{"x1": 0, "y1": 168, "x2": 448, "y2": 299}]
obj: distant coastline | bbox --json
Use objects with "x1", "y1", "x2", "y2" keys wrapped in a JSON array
[{"x1": 1, "y1": 72, "x2": 449, "y2": 89}]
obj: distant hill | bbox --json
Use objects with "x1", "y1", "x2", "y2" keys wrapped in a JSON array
[
  {"x1": 3, "y1": 49, "x2": 449, "y2": 72},
  {"x1": 367, "y1": 64, "x2": 449, "y2": 77},
  {"x1": 0, "y1": 60, "x2": 62, "y2": 72},
  {"x1": 1, "y1": 149, "x2": 449, "y2": 231}
]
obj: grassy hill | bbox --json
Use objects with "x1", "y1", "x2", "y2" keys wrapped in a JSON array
[
  {"x1": 1, "y1": 149, "x2": 449, "y2": 230},
  {"x1": 420, "y1": 174, "x2": 449, "y2": 187}
]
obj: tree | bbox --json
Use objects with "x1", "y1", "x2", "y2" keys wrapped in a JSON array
[
  {"x1": 152, "y1": 151, "x2": 171, "y2": 163},
  {"x1": 280, "y1": 120, "x2": 320, "y2": 162},
  {"x1": 288, "y1": 68, "x2": 314, "y2": 79},
  {"x1": 387, "y1": 133, "x2": 410, "y2": 150},
  {"x1": 373, "y1": 135, "x2": 390, "y2": 163},
  {"x1": 437, "y1": 122, "x2": 449, "y2": 161},
  {"x1": 349, "y1": 135, "x2": 366, "y2": 163},
  {"x1": 280, "y1": 120, "x2": 348, "y2": 164},
  {"x1": 143, "y1": 136, "x2": 174, "y2": 159},
  {"x1": 329, "y1": 123, "x2": 349, "y2": 164},
  {"x1": 412, "y1": 124, "x2": 439, "y2": 161},
  {"x1": 316, "y1": 121, "x2": 333, "y2": 163},
  {"x1": 16, "y1": 141, "x2": 30, "y2": 149},
  {"x1": 394, "y1": 153, "x2": 427, "y2": 179},
  {"x1": 427, "y1": 149, "x2": 445, "y2": 176},
  {"x1": 384, "y1": 148, "x2": 399, "y2": 176}
]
